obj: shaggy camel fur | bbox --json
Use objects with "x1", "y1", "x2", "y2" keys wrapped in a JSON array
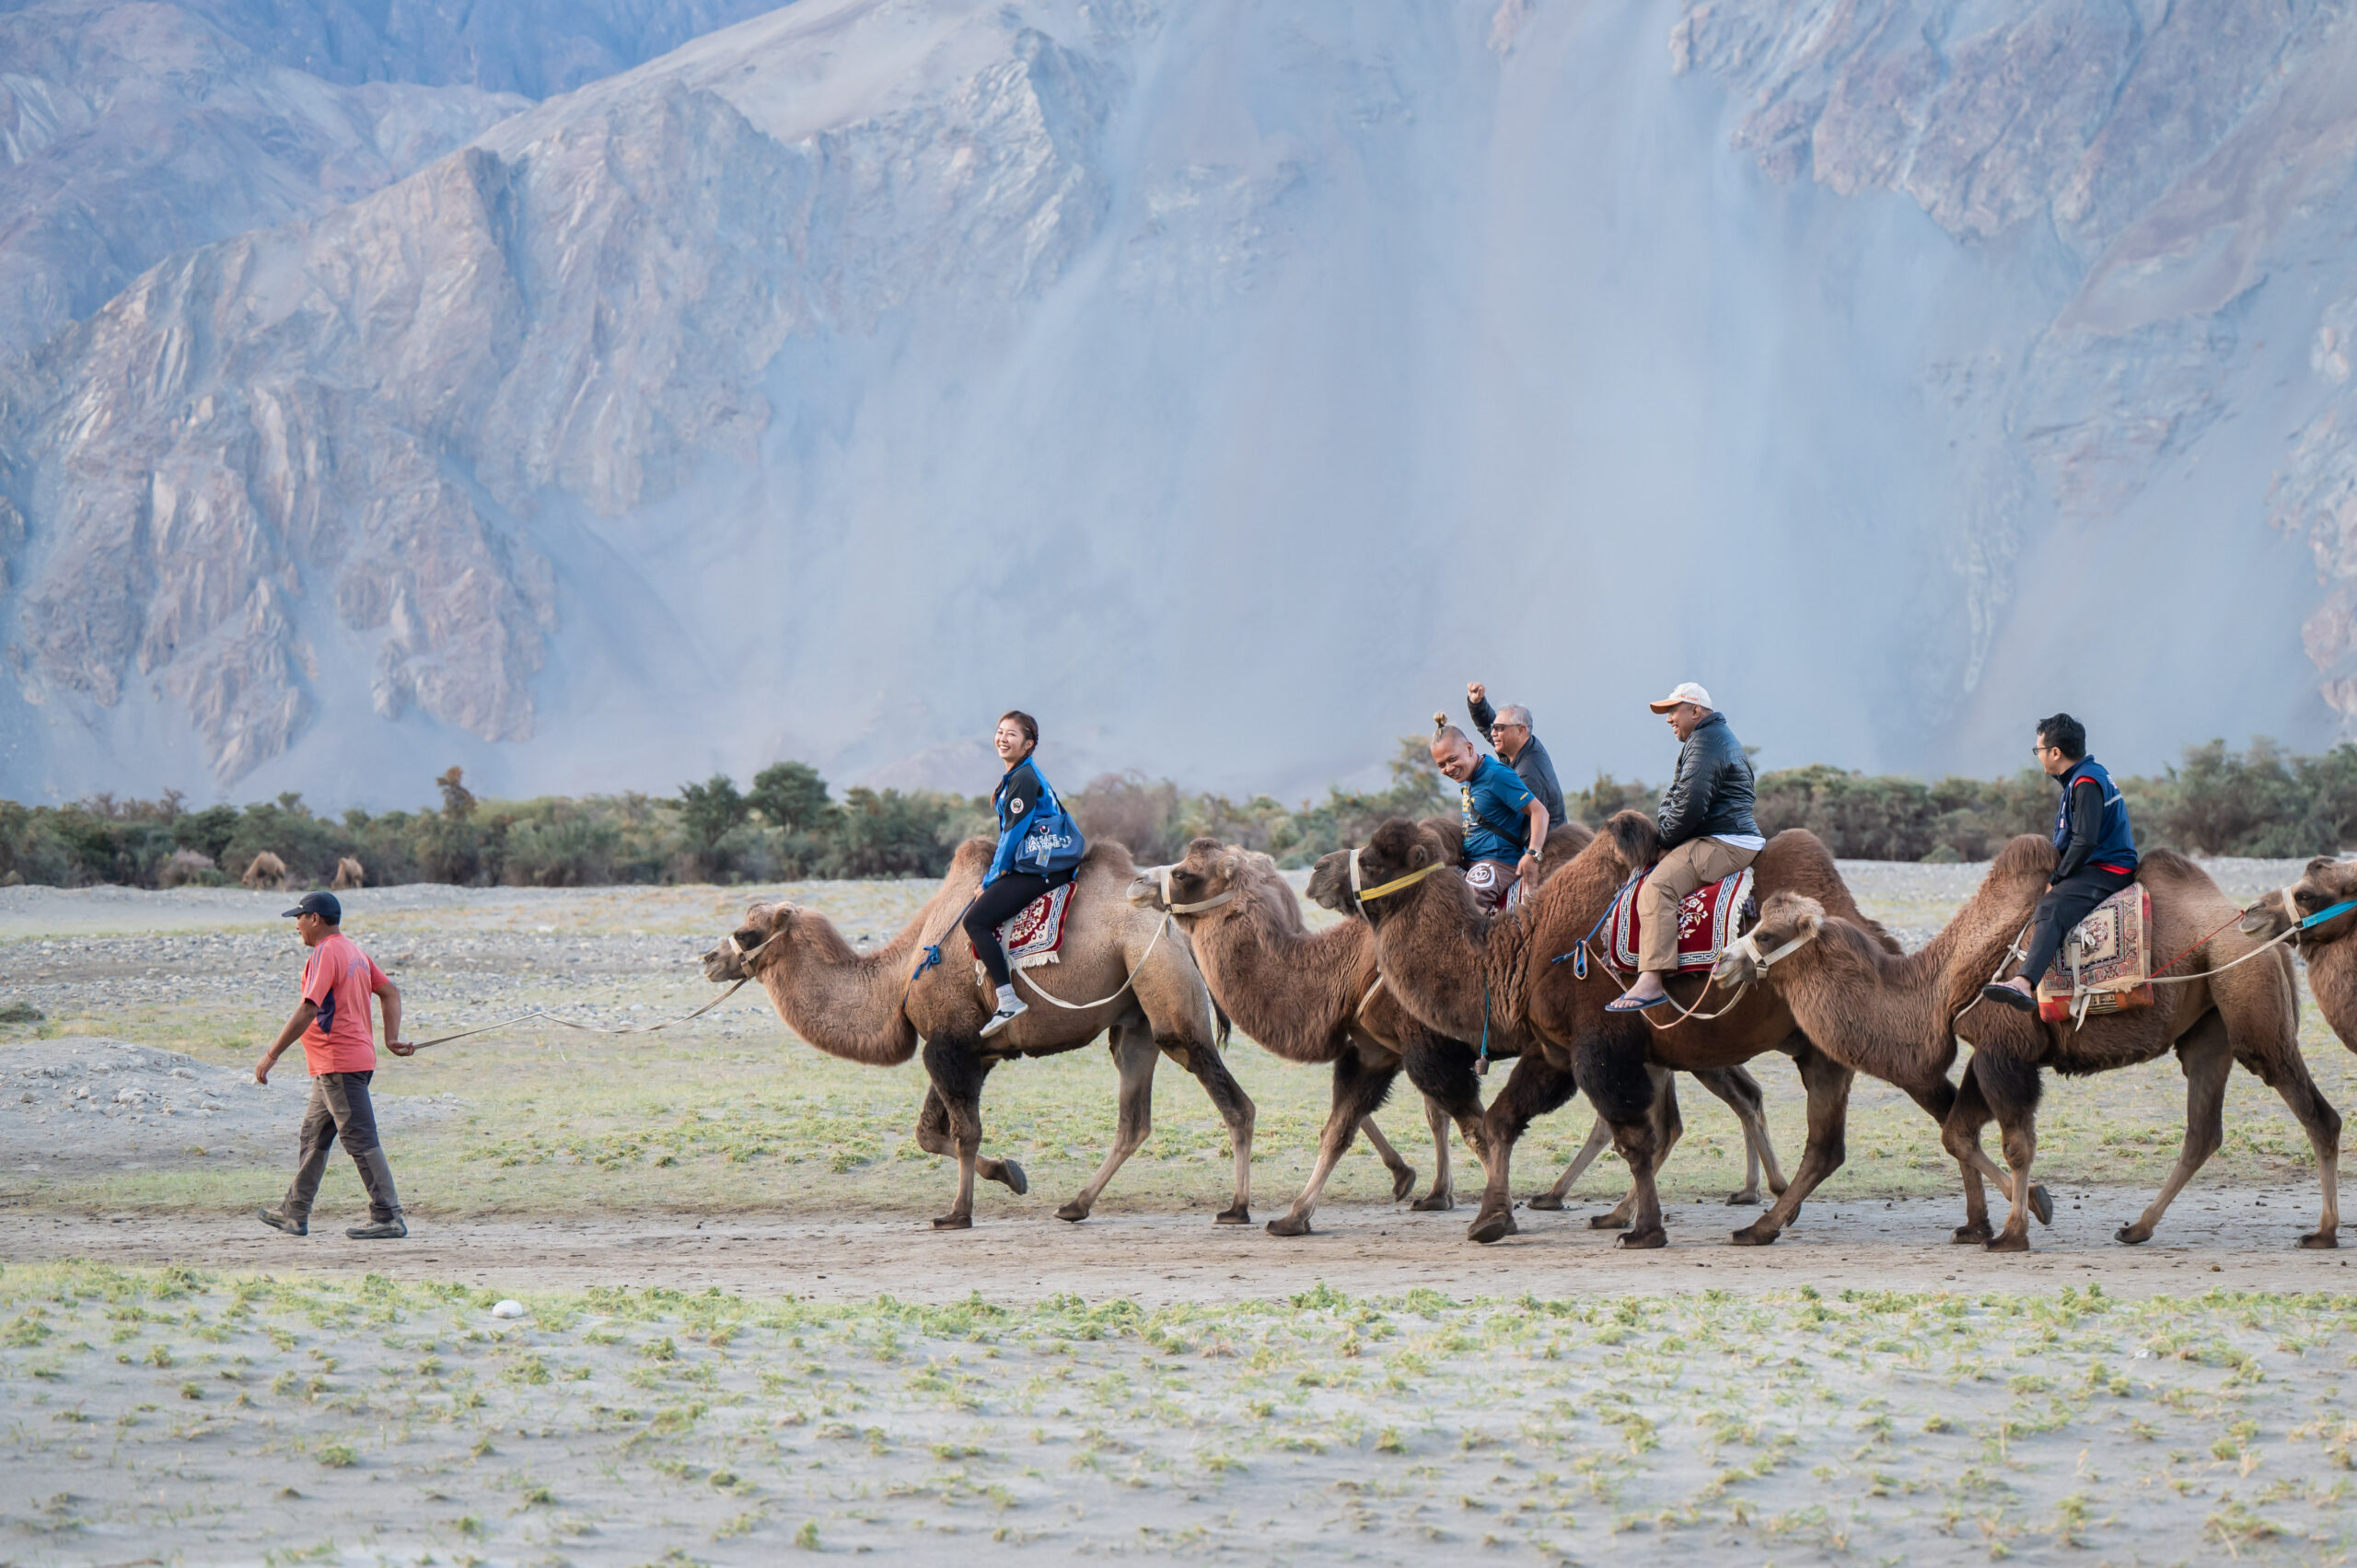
[
  {"x1": 330, "y1": 857, "x2": 366, "y2": 890},
  {"x1": 703, "y1": 838, "x2": 1251, "y2": 1230},
  {"x1": 2241, "y1": 856, "x2": 2357, "y2": 1051},
  {"x1": 1343, "y1": 812, "x2": 1937, "y2": 1249},
  {"x1": 1131, "y1": 840, "x2": 1485, "y2": 1233},
  {"x1": 241, "y1": 852, "x2": 288, "y2": 892},
  {"x1": 1304, "y1": 838, "x2": 1791, "y2": 1213},
  {"x1": 1731, "y1": 840, "x2": 2339, "y2": 1250}
]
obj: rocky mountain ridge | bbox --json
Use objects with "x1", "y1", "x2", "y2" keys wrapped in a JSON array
[{"x1": 3, "y1": 0, "x2": 2354, "y2": 801}]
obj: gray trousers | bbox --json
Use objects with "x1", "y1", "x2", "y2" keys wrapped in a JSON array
[{"x1": 283, "y1": 1071, "x2": 401, "y2": 1223}]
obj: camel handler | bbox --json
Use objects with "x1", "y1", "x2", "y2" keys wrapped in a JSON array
[
  {"x1": 1430, "y1": 720, "x2": 1548, "y2": 913},
  {"x1": 969, "y1": 709, "x2": 1088, "y2": 1039},
  {"x1": 1466, "y1": 680, "x2": 1569, "y2": 831},
  {"x1": 1981, "y1": 713, "x2": 2139, "y2": 1013},
  {"x1": 254, "y1": 891, "x2": 412, "y2": 1239},
  {"x1": 1609, "y1": 681, "x2": 1762, "y2": 1012}
]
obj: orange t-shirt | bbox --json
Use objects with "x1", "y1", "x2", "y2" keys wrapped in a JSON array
[{"x1": 298, "y1": 932, "x2": 387, "y2": 1074}]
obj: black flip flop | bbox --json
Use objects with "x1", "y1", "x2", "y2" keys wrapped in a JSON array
[{"x1": 1980, "y1": 983, "x2": 2038, "y2": 1014}]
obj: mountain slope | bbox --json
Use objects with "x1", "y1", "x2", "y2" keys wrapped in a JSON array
[{"x1": 3, "y1": 0, "x2": 2353, "y2": 801}]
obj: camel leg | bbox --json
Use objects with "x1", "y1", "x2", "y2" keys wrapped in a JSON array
[
  {"x1": 1694, "y1": 1065, "x2": 1787, "y2": 1203},
  {"x1": 2114, "y1": 1019, "x2": 2237, "y2": 1246},
  {"x1": 1933, "y1": 1062, "x2": 2054, "y2": 1239},
  {"x1": 2233, "y1": 1040, "x2": 2344, "y2": 1249},
  {"x1": 1527, "y1": 1117, "x2": 1613, "y2": 1210},
  {"x1": 1165, "y1": 1032, "x2": 1256, "y2": 1225},
  {"x1": 1355, "y1": 1112, "x2": 1419, "y2": 1202},
  {"x1": 1467, "y1": 1050, "x2": 1587, "y2": 1244},
  {"x1": 1269, "y1": 1049, "x2": 1399, "y2": 1237},
  {"x1": 915, "y1": 1086, "x2": 1027, "y2": 1195},
  {"x1": 1594, "y1": 1065, "x2": 1682, "y2": 1230},
  {"x1": 1420, "y1": 1093, "x2": 1457, "y2": 1210},
  {"x1": 1403, "y1": 1029, "x2": 1488, "y2": 1211},
  {"x1": 1731, "y1": 1046, "x2": 1852, "y2": 1247},
  {"x1": 917, "y1": 1036, "x2": 994, "y2": 1230},
  {"x1": 1057, "y1": 1024, "x2": 1161, "y2": 1223}
]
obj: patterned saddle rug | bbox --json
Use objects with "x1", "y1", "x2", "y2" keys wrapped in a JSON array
[
  {"x1": 970, "y1": 880, "x2": 1076, "y2": 978},
  {"x1": 1602, "y1": 867, "x2": 1757, "y2": 976},
  {"x1": 2034, "y1": 883, "x2": 2153, "y2": 1024}
]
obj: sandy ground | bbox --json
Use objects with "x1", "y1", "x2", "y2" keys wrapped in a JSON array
[
  {"x1": 0, "y1": 1188, "x2": 2351, "y2": 1305},
  {"x1": 1, "y1": 863, "x2": 2351, "y2": 1564}
]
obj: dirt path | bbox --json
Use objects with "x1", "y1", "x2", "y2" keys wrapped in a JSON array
[{"x1": 9, "y1": 1186, "x2": 2349, "y2": 1304}]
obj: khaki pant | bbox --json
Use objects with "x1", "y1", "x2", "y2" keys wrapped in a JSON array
[
  {"x1": 282, "y1": 1071, "x2": 401, "y2": 1225},
  {"x1": 1638, "y1": 837, "x2": 1758, "y2": 974}
]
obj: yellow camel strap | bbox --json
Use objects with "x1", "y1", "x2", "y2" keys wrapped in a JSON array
[{"x1": 1355, "y1": 863, "x2": 1441, "y2": 902}]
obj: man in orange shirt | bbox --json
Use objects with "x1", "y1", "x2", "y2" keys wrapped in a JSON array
[{"x1": 255, "y1": 891, "x2": 412, "y2": 1239}]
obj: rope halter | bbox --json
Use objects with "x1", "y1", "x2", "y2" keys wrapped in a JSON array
[
  {"x1": 1717, "y1": 921, "x2": 1817, "y2": 980},
  {"x1": 1349, "y1": 844, "x2": 1441, "y2": 909},
  {"x1": 1158, "y1": 864, "x2": 1237, "y2": 916}
]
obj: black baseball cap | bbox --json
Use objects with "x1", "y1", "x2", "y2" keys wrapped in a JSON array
[{"x1": 282, "y1": 891, "x2": 342, "y2": 923}]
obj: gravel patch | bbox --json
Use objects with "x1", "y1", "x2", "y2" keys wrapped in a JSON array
[{"x1": 0, "y1": 1036, "x2": 461, "y2": 1175}]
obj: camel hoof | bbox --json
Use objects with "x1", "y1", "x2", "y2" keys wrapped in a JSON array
[
  {"x1": 930, "y1": 1214, "x2": 972, "y2": 1231},
  {"x1": 2029, "y1": 1183, "x2": 2054, "y2": 1227},
  {"x1": 2300, "y1": 1230, "x2": 2340, "y2": 1250},
  {"x1": 1953, "y1": 1224, "x2": 1993, "y2": 1245},
  {"x1": 995, "y1": 1158, "x2": 1028, "y2": 1196},
  {"x1": 1213, "y1": 1206, "x2": 1250, "y2": 1226},
  {"x1": 1984, "y1": 1233, "x2": 2031, "y2": 1253},
  {"x1": 1587, "y1": 1212, "x2": 1632, "y2": 1231},
  {"x1": 1411, "y1": 1192, "x2": 1456, "y2": 1212},
  {"x1": 1729, "y1": 1223, "x2": 1780, "y2": 1248},
  {"x1": 1724, "y1": 1190, "x2": 1761, "y2": 1206},
  {"x1": 1524, "y1": 1192, "x2": 1566, "y2": 1211},
  {"x1": 1265, "y1": 1214, "x2": 1313, "y2": 1237},
  {"x1": 1390, "y1": 1167, "x2": 1418, "y2": 1202},
  {"x1": 1053, "y1": 1202, "x2": 1091, "y2": 1224},
  {"x1": 1619, "y1": 1227, "x2": 1667, "y2": 1250},
  {"x1": 1467, "y1": 1212, "x2": 1518, "y2": 1245},
  {"x1": 2114, "y1": 1224, "x2": 2152, "y2": 1246}
]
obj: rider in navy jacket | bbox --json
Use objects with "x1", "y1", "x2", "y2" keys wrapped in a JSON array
[
  {"x1": 1983, "y1": 713, "x2": 2139, "y2": 1012},
  {"x1": 967, "y1": 711, "x2": 1087, "y2": 1038}
]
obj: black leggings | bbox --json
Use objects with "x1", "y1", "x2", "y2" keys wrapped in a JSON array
[
  {"x1": 963, "y1": 869, "x2": 1073, "y2": 986},
  {"x1": 2019, "y1": 865, "x2": 2138, "y2": 989}
]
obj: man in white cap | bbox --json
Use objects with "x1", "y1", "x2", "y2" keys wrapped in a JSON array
[{"x1": 1608, "y1": 682, "x2": 1762, "y2": 1012}]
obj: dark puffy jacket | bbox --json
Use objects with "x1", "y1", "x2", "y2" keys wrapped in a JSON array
[{"x1": 1655, "y1": 711, "x2": 1759, "y2": 849}]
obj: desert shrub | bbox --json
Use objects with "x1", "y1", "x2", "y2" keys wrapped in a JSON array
[
  {"x1": 825, "y1": 787, "x2": 971, "y2": 878},
  {"x1": 1072, "y1": 772, "x2": 1186, "y2": 865}
]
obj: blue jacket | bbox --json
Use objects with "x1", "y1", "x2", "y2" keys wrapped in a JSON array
[
  {"x1": 987, "y1": 756, "x2": 1086, "y2": 885},
  {"x1": 2050, "y1": 756, "x2": 2136, "y2": 881}
]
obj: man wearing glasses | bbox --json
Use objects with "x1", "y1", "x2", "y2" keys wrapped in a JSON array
[
  {"x1": 1981, "y1": 713, "x2": 2139, "y2": 1013},
  {"x1": 1465, "y1": 681, "x2": 1568, "y2": 834}
]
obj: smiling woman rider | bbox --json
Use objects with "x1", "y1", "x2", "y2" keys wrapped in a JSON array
[{"x1": 964, "y1": 710, "x2": 1088, "y2": 1039}]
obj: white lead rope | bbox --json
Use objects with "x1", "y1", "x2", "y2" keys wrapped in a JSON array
[{"x1": 1014, "y1": 910, "x2": 1174, "y2": 1011}]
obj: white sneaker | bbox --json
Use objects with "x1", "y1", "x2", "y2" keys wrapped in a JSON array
[{"x1": 981, "y1": 996, "x2": 1028, "y2": 1039}]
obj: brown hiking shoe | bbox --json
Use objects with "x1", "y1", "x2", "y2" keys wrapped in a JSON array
[
  {"x1": 344, "y1": 1216, "x2": 407, "y2": 1239},
  {"x1": 258, "y1": 1206, "x2": 307, "y2": 1237}
]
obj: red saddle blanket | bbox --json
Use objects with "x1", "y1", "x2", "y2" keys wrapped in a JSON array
[
  {"x1": 970, "y1": 880, "x2": 1075, "y2": 974},
  {"x1": 2034, "y1": 882, "x2": 2152, "y2": 1024},
  {"x1": 1605, "y1": 867, "x2": 1756, "y2": 975}
]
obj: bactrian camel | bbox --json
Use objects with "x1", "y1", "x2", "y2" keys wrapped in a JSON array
[
  {"x1": 1132, "y1": 838, "x2": 1484, "y2": 1233},
  {"x1": 703, "y1": 837, "x2": 1253, "y2": 1229},
  {"x1": 2241, "y1": 856, "x2": 2357, "y2": 1054},
  {"x1": 1727, "y1": 837, "x2": 2338, "y2": 1250},
  {"x1": 1343, "y1": 811, "x2": 2010, "y2": 1249},
  {"x1": 1303, "y1": 840, "x2": 1791, "y2": 1214}
]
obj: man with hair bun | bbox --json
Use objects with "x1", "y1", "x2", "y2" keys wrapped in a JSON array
[
  {"x1": 1981, "y1": 712, "x2": 2140, "y2": 1013},
  {"x1": 1430, "y1": 718, "x2": 1549, "y2": 913}
]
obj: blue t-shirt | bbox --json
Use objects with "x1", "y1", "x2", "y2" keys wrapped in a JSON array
[{"x1": 1460, "y1": 755, "x2": 1536, "y2": 865}]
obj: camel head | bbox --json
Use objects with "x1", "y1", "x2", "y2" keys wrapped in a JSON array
[
  {"x1": 703, "y1": 901, "x2": 792, "y2": 982},
  {"x1": 1306, "y1": 849, "x2": 1355, "y2": 915},
  {"x1": 1128, "y1": 837, "x2": 1243, "y2": 914},
  {"x1": 1712, "y1": 891, "x2": 1824, "y2": 987},
  {"x1": 1331, "y1": 818, "x2": 1452, "y2": 927},
  {"x1": 2241, "y1": 856, "x2": 2357, "y2": 941}
]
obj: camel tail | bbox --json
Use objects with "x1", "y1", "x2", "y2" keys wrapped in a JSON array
[{"x1": 1213, "y1": 999, "x2": 1233, "y2": 1047}]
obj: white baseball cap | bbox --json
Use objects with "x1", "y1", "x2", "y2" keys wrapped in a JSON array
[{"x1": 1648, "y1": 681, "x2": 1713, "y2": 714}]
